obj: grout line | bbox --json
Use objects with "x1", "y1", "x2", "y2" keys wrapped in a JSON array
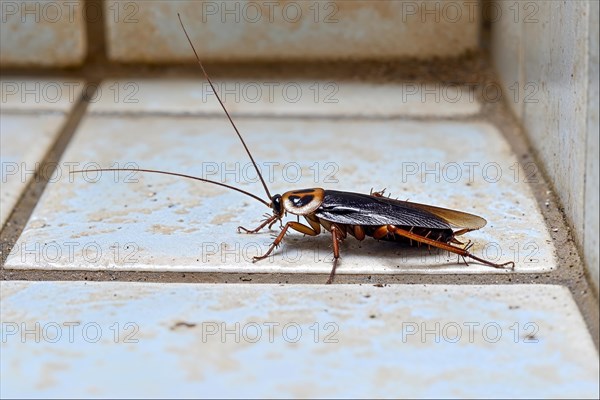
[
  {"x1": 84, "y1": 0, "x2": 108, "y2": 67},
  {"x1": 0, "y1": 56, "x2": 489, "y2": 81},
  {"x1": 83, "y1": 111, "x2": 482, "y2": 121},
  {"x1": 0, "y1": 269, "x2": 584, "y2": 286},
  {"x1": 0, "y1": 109, "x2": 69, "y2": 116}
]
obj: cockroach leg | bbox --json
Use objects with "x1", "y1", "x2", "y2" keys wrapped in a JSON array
[
  {"x1": 454, "y1": 228, "x2": 474, "y2": 237},
  {"x1": 237, "y1": 214, "x2": 279, "y2": 234},
  {"x1": 326, "y1": 226, "x2": 343, "y2": 284},
  {"x1": 304, "y1": 216, "x2": 322, "y2": 235},
  {"x1": 268, "y1": 217, "x2": 280, "y2": 230},
  {"x1": 387, "y1": 225, "x2": 515, "y2": 270},
  {"x1": 253, "y1": 221, "x2": 319, "y2": 262},
  {"x1": 334, "y1": 223, "x2": 348, "y2": 240},
  {"x1": 327, "y1": 258, "x2": 339, "y2": 285},
  {"x1": 450, "y1": 237, "x2": 464, "y2": 245},
  {"x1": 370, "y1": 188, "x2": 387, "y2": 197}
]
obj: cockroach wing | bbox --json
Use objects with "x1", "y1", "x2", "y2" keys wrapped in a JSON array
[
  {"x1": 398, "y1": 201, "x2": 487, "y2": 230},
  {"x1": 315, "y1": 190, "x2": 453, "y2": 229},
  {"x1": 315, "y1": 190, "x2": 486, "y2": 230}
]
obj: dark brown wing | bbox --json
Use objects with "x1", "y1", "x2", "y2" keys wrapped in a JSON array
[
  {"x1": 315, "y1": 190, "x2": 486, "y2": 230},
  {"x1": 315, "y1": 190, "x2": 450, "y2": 229}
]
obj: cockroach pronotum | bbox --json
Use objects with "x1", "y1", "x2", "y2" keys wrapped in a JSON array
[{"x1": 72, "y1": 14, "x2": 515, "y2": 284}]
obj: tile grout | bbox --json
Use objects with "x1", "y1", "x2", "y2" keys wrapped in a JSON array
[{"x1": 82, "y1": 111, "x2": 483, "y2": 121}]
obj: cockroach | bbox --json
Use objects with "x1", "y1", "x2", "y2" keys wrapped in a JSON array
[{"x1": 72, "y1": 14, "x2": 515, "y2": 284}]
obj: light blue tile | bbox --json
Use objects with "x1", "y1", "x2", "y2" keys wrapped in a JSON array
[
  {"x1": 5, "y1": 116, "x2": 555, "y2": 275},
  {"x1": 1, "y1": 282, "x2": 598, "y2": 398},
  {"x1": 0, "y1": 113, "x2": 67, "y2": 227},
  {"x1": 87, "y1": 79, "x2": 481, "y2": 117}
]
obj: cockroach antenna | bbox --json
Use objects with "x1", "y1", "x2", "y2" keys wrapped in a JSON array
[
  {"x1": 177, "y1": 13, "x2": 273, "y2": 200},
  {"x1": 70, "y1": 168, "x2": 270, "y2": 207}
]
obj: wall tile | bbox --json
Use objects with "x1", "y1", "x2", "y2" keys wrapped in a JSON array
[
  {"x1": 0, "y1": 0, "x2": 87, "y2": 67},
  {"x1": 104, "y1": 0, "x2": 479, "y2": 62}
]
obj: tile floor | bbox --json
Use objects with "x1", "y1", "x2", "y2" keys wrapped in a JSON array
[
  {"x1": 1, "y1": 79, "x2": 85, "y2": 227},
  {"x1": 1, "y1": 78, "x2": 598, "y2": 397},
  {"x1": 2, "y1": 282, "x2": 598, "y2": 398}
]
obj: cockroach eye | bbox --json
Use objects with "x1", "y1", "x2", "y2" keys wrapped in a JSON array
[{"x1": 271, "y1": 194, "x2": 283, "y2": 215}]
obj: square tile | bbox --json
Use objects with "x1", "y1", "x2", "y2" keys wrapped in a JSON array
[
  {"x1": 1, "y1": 79, "x2": 85, "y2": 112},
  {"x1": 0, "y1": 1, "x2": 86, "y2": 67},
  {"x1": 4, "y1": 115, "x2": 556, "y2": 276},
  {"x1": 0, "y1": 112, "x2": 67, "y2": 227},
  {"x1": 105, "y1": 1, "x2": 478, "y2": 62},
  {"x1": 1, "y1": 282, "x2": 598, "y2": 398}
]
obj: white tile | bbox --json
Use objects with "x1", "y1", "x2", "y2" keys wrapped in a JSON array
[
  {"x1": 1, "y1": 79, "x2": 85, "y2": 112},
  {"x1": 0, "y1": 113, "x2": 67, "y2": 227},
  {"x1": 1, "y1": 282, "x2": 598, "y2": 398},
  {"x1": 88, "y1": 78, "x2": 481, "y2": 117},
  {"x1": 105, "y1": 0, "x2": 478, "y2": 62},
  {"x1": 521, "y1": 1, "x2": 588, "y2": 262},
  {"x1": 4, "y1": 116, "x2": 556, "y2": 275},
  {"x1": 0, "y1": 0, "x2": 86, "y2": 67}
]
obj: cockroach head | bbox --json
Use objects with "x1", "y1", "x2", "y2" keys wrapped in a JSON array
[{"x1": 270, "y1": 194, "x2": 283, "y2": 216}]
